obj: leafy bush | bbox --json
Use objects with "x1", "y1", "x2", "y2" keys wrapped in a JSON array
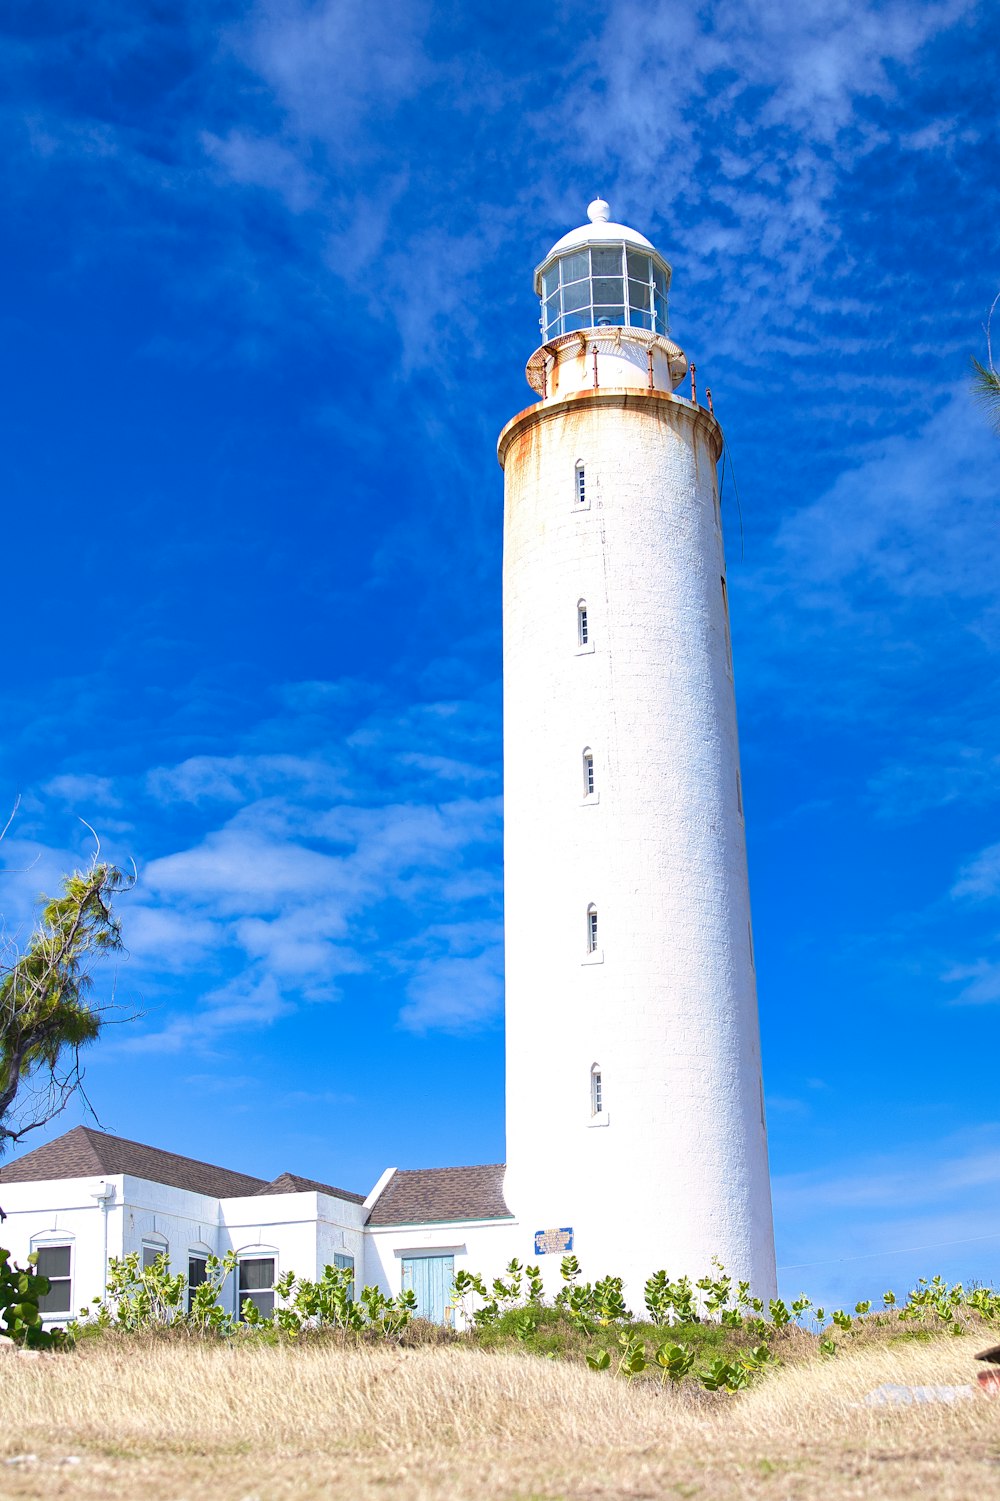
[
  {"x1": 0, "y1": 1246, "x2": 68, "y2": 1349},
  {"x1": 6, "y1": 1233, "x2": 998, "y2": 1394}
]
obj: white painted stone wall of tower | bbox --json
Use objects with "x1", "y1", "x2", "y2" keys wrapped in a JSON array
[{"x1": 501, "y1": 387, "x2": 777, "y2": 1308}]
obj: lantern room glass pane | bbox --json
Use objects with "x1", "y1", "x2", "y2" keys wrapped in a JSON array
[
  {"x1": 563, "y1": 281, "x2": 590, "y2": 314},
  {"x1": 653, "y1": 264, "x2": 668, "y2": 295},
  {"x1": 628, "y1": 308, "x2": 654, "y2": 330},
  {"x1": 561, "y1": 250, "x2": 590, "y2": 284},
  {"x1": 563, "y1": 310, "x2": 590, "y2": 332},
  {"x1": 627, "y1": 249, "x2": 652, "y2": 281},
  {"x1": 591, "y1": 246, "x2": 622, "y2": 276},
  {"x1": 592, "y1": 276, "x2": 623, "y2": 304},
  {"x1": 542, "y1": 266, "x2": 559, "y2": 300},
  {"x1": 628, "y1": 278, "x2": 651, "y2": 311},
  {"x1": 594, "y1": 305, "x2": 624, "y2": 326}
]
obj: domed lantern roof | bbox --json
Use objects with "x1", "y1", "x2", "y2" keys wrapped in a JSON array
[{"x1": 534, "y1": 200, "x2": 672, "y2": 343}]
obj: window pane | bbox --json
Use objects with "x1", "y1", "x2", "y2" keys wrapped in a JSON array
[
  {"x1": 593, "y1": 305, "x2": 624, "y2": 326},
  {"x1": 37, "y1": 1279, "x2": 71, "y2": 1314},
  {"x1": 654, "y1": 292, "x2": 668, "y2": 331},
  {"x1": 591, "y1": 246, "x2": 622, "y2": 276},
  {"x1": 592, "y1": 276, "x2": 623, "y2": 304},
  {"x1": 562, "y1": 281, "x2": 590, "y2": 314},
  {"x1": 244, "y1": 1291, "x2": 274, "y2": 1319},
  {"x1": 334, "y1": 1252, "x2": 355, "y2": 1299},
  {"x1": 562, "y1": 311, "x2": 591, "y2": 333},
  {"x1": 36, "y1": 1246, "x2": 70, "y2": 1280},
  {"x1": 628, "y1": 278, "x2": 651, "y2": 311},
  {"x1": 188, "y1": 1257, "x2": 208, "y2": 1289},
  {"x1": 239, "y1": 1258, "x2": 274, "y2": 1292},
  {"x1": 559, "y1": 250, "x2": 589, "y2": 284},
  {"x1": 542, "y1": 266, "x2": 559, "y2": 300},
  {"x1": 627, "y1": 250, "x2": 651, "y2": 281},
  {"x1": 142, "y1": 1244, "x2": 166, "y2": 1269},
  {"x1": 544, "y1": 291, "x2": 560, "y2": 319},
  {"x1": 544, "y1": 314, "x2": 563, "y2": 339},
  {"x1": 653, "y1": 264, "x2": 668, "y2": 295},
  {"x1": 628, "y1": 308, "x2": 654, "y2": 330}
]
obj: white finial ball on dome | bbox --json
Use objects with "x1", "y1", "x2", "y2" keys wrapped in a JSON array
[{"x1": 587, "y1": 197, "x2": 611, "y2": 224}]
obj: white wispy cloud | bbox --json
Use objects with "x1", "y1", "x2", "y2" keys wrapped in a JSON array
[
  {"x1": 951, "y1": 842, "x2": 1000, "y2": 901},
  {"x1": 941, "y1": 959, "x2": 1000, "y2": 1006}
]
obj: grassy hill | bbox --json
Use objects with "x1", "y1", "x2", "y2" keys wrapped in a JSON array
[{"x1": 0, "y1": 1327, "x2": 995, "y2": 1499}]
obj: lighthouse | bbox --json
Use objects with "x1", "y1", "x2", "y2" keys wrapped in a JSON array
[{"x1": 499, "y1": 200, "x2": 777, "y2": 1304}]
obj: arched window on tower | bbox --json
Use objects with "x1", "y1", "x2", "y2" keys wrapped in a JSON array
[
  {"x1": 577, "y1": 600, "x2": 589, "y2": 646},
  {"x1": 590, "y1": 1064, "x2": 603, "y2": 1117},
  {"x1": 586, "y1": 904, "x2": 598, "y2": 953},
  {"x1": 575, "y1": 461, "x2": 586, "y2": 505},
  {"x1": 583, "y1": 748, "x2": 595, "y2": 798}
]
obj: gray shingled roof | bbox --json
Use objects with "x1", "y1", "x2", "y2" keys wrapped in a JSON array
[
  {"x1": 366, "y1": 1164, "x2": 510, "y2": 1226},
  {"x1": 257, "y1": 1172, "x2": 365, "y2": 1205},
  {"x1": 0, "y1": 1126, "x2": 268, "y2": 1199}
]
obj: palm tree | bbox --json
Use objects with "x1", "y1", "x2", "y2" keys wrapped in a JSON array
[{"x1": 971, "y1": 293, "x2": 1000, "y2": 433}]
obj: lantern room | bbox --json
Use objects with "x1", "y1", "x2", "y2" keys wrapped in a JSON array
[{"x1": 534, "y1": 198, "x2": 672, "y2": 341}]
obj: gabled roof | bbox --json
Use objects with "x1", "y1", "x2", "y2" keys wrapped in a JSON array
[
  {"x1": 366, "y1": 1163, "x2": 510, "y2": 1226},
  {"x1": 0, "y1": 1125, "x2": 267, "y2": 1200},
  {"x1": 256, "y1": 1172, "x2": 365, "y2": 1205}
]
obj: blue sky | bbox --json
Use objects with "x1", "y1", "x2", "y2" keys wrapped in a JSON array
[{"x1": 2, "y1": 0, "x2": 999, "y2": 1309}]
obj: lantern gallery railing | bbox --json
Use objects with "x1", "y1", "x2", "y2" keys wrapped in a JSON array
[{"x1": 539, "y1": 243, "x2": 669, "y2": 340}]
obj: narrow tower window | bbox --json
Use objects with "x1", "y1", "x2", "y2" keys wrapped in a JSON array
[
  {"x1": 748, "y1": 921, "x2": 755, "y2": 969},
  {"x1": 591, "y1": 1064, "x2": 603, "y2": 1116},
  {"x1": 578, "y1": 600, "x2": 589, "y2": 645},
  {"x1": 583, "y1": 749, "x2": 595, "y2": 797},
  {"x1": 587, "y1": 904, "x2": 598, "y2": 953},
  {"x1": 575, "y1": 462, "x2": 586, "y2": 505},
  {"x1": 736, "y1": 770, "x2": 743, "y2": 817}
]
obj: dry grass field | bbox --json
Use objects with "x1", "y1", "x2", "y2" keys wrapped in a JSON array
[{"x1": 0, "y1": 1332, "x2": 996, "y2": 1500}]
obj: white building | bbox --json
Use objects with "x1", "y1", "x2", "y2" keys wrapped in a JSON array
[
  {"x1": 0, "y1": 200, "x2": 776, "y2": 1325},
  {"x1": 0, "y1": 1126, "x2": 514, "y2": 1327}
]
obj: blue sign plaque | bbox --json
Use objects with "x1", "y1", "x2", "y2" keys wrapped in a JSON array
[{"x1": 534, "y1": 1226, "x2": 573, "y2": 1256}]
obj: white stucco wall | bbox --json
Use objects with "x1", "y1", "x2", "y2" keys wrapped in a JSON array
[
  {"x1": 364, "y1": 1216, "x2": 520, "y2": 1325},
  {"x1": 0, "y1": 1176, "x2": 368, "y2": 1323},
  {"x1": 499, "y1": 372, "x2": 777, "y2": 1310},
  {"x1": 0, "y1": 1176, "x2": 121, "y2": 1323}
]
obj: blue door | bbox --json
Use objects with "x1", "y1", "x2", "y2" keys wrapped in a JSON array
[{"x1": 401, "y1": 1254, "x2": 454, "y2": 1324}]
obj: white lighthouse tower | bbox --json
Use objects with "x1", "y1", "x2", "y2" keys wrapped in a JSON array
[{"x1": 499, "y1": 200, "x2": 777, "y2": 1306}]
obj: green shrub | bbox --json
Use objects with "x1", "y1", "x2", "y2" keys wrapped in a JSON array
[{"x1": 0, "y1": 1246, "x2": 69, "y2": 1349}]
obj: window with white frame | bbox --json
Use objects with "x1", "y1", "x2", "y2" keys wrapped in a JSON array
[
  {"x1": 334, "y1": 1251, "x2": 355, "y2": 1301},
  {"x1": 583, "y1": 748, "x2": 595, "y2": 798},
  {"x1": 142, "y1": 1239, "x2": 168, "y2": 1271},
  {"x1": 578, "y1": 600, "x2": 589, "y2": 646},
  {"x1": 587, "y1": 904, "x2": 598, "y2": 953},
  {"x1": 35, "y1": 1244, "x2": 72, "y2": 1315},
  {"x1": 187, "y1": 1252, "x2": 209, "y2": 1314},
  {"x1": 575, "y1": 462, "x2": 586, "y2": 505},
  {"x1": 591, "y1": 1064, "x2": 603, "y2": 1116},
  {"x1": 238, "y1": 1256, "x2": 275, "y2": 1320}
]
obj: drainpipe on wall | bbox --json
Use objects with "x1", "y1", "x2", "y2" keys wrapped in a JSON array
[{"x1": 91, "y1": 1182, "x2": 115, "y2": 1298}]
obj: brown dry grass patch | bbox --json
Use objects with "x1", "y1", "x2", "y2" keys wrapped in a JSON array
[{"x1": 0, "y1": 1331, "x2": 996, "y2": 1499}]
